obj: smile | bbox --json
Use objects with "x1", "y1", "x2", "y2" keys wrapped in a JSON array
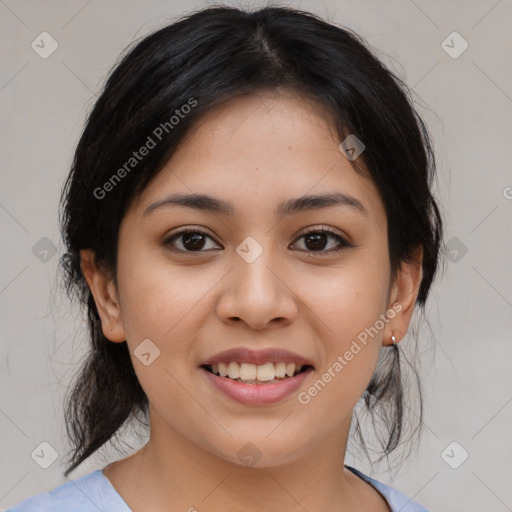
[{"x1": 200, "y1": 364, "x2": 314, "y2": 405}]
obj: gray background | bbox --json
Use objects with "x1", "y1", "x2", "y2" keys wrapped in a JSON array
[{"x1": 1, "y1": 1, "x2": 511, "y2": 510}]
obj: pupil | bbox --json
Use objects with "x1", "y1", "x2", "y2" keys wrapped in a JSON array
[
  {"x1": 305, "y1": 233, "x2": 327, "y2": 251},
  {"x1": 184, "y1": 233, "x2": 205, "y2": 250}
]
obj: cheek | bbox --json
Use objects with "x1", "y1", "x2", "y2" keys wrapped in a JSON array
[
  {"x1": 295, "y1": 259, "x2": 388, "y2": 406},
  {"x1": 116, "y1": 246, "x2": 214, "y2": 341},
  {"x1": 115, "y1": 248, "x2": 218, "y2": 401},
  {"x1": 115, "y1": 254, "x2": 202, "y2": 412},
  {"x1": 304, "y1": 257, "x2": 389, "y2": 341}
]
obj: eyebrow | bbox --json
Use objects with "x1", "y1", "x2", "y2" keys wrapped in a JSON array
[{"x1": 143, "y1": 192, "x2": 368, "y2": 218}]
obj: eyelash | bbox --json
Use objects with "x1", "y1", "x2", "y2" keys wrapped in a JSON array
[{"x1": 163, "y1": 226, "x2": 352, "y2": 255}]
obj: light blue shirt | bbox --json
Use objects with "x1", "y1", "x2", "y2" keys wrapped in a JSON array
[{"x1": 5, "y1": 465, "x2": 429, "y2": 511}]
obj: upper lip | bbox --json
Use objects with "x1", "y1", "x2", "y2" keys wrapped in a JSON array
[{"x1": 200, "y1": 347, "x2": 314, "y2": 367}]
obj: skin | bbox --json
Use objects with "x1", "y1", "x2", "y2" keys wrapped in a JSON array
[{"x1": 81, "y1": 89, "x2": 423, "y2": 512}]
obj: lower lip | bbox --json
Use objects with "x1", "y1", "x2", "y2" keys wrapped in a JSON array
[{"x1": 200, "y1": 366, "x2": 313, "y2": 405}]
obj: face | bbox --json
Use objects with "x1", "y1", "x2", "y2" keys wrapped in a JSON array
[{"x1": 82, "y1": 90, "x2": 420, "y2": 468}]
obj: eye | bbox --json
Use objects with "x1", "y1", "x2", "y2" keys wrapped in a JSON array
[
  {"x1": 291, "y1": 226, "x2": 352, "y2": 255},
  {"x1": 163, "y1": 227, "x2": 221, "y2": 253},
  {"x1": 163, "y1": 225, "x2": 352, "y2": 255}
]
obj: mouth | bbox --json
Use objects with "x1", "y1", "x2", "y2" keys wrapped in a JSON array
[
  {"x1": 199, "y1": 361, "x2": 314, "y2": 405},
  {"x1": 200, "y1": 362, "x2": 314, "y2": 385}
]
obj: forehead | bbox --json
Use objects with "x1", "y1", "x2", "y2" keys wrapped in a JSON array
[{"x1": 128, "y1": 90, "x2": 386, "y2": 228}]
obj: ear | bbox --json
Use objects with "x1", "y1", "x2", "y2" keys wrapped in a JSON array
[
  {"x1": 80, "y1": 249, "x2": 126, "y2": 343},
  {"x1": 383, "y1": 245, "x2": 423, "y2": 346}
]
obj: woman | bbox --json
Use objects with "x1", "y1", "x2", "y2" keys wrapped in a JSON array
[{"x1": 8, "y1": 4, "x2": 443, "y2": 511}]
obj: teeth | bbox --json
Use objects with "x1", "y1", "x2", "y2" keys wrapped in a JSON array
[
  {"x1": 218, "y1": 362, "x2": 229, "y2": 377},
  {"x1": 286, "y1": 363, "x2": 296, "y2": 377},
  {"x1": 274, "y1": 362, "x2": 286, "y2": 378},
  {"x1": 228, "y1": 362, "x2": 240, "y2": 379},
  {"x1": 208, "y1": 362, "x2": 306, "y2": 381},
  {"x1": 256, "y1": 363, "x2": 275, "y2": 381},
  {"x1": 240, "y1": 362, "x2": 256, "y2": 380}
]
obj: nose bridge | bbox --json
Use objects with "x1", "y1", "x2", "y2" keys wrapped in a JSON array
[
  {"x1": 217, "y1": 235, "x2": 297, "y2": 328},
  {"x1": 236, "y1": 233, "x2": 282, "y2": 299}
]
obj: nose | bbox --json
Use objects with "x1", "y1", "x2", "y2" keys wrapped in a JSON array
[{"x1": 216, "y1": 245, "x2": 298, "y2": 330}]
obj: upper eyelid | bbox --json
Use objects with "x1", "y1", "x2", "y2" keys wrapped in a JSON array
[{"x1": 296, "y1": 225, "x2": 347, "y2": 238}]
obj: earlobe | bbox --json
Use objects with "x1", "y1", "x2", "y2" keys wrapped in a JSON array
[
  {"x1": 80, "y1": 249, "x2": 126, "y2": 343},
  {"x1": 383, "y1": 245, "x2": 423, "y2": 346}
]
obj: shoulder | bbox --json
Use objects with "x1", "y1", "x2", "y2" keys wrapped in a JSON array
[
  {"x1": 5, "y1": 469, "x2": 131, "y2": 512},
  {"x1": 345, "y1": 465, "x2": 430, "y2": 512}
]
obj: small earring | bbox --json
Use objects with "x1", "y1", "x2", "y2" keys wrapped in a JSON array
[{"x1": 391, "y1": 334, "x2": 396, "y2": 345}]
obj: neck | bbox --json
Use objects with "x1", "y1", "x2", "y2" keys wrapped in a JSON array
[{"x1": 104, "y1": 407, "x2": 387, "y2": 512}]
